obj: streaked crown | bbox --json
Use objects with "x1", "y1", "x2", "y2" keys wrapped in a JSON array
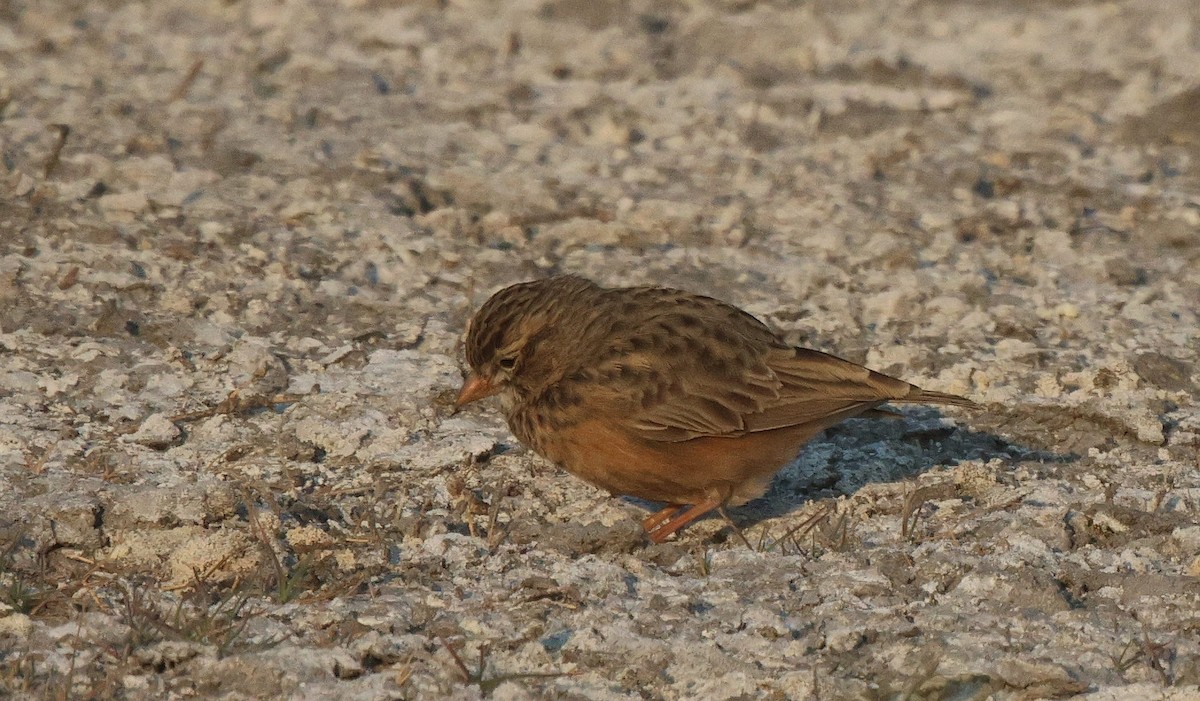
[{"x1": 464, "y1": 275, "x2": 600, "y2": 373}]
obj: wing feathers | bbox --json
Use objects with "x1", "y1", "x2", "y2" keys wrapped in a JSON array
[
  {"x1": 561, "y1": 289, "x2": 972, "y2": 444},
  {"x1": 622, "y1": 345, "x2": 971, "y2": 443}
]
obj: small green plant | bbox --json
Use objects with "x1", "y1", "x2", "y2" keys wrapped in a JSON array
[
  {"x1": 2, "y1": 573, "x2": 37, "y2": 615},
  {"x1": 273, "y1": 555, "x2": 312, "y2": 605}
]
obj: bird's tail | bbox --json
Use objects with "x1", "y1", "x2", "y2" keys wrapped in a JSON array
[{"x1": 900, "y1": 388, "x2": 979, "y2": 408}]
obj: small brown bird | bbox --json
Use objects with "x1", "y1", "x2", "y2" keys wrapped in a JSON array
[{"x1": 455, "y1": 276, "x2": 974, "y2": 543}]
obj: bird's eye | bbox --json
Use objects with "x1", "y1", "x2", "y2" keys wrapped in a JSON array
[{"x1": 498, "y1": 355, "x2": 517, "y2": 370}]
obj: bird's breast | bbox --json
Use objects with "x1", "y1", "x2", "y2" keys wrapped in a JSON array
[{"x1": 501, "y1": 407, "x2": 818, "y2": 505}]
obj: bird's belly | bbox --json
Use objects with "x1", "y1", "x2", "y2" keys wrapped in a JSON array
[{"x1": 530, "y1": 419, "x2": 816, "y2": 506}]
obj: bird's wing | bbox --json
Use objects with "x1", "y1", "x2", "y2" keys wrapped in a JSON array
[
  {"x1": 553, "y1": 288, "x2": 922, "y2": 442},
  {"x1": 619, "y1": 342, "x2": 925, "y2": 442},
  {"x1": 557, "y1": 309, "x2": 778, "y2": 441},
  {"x1": 738, "y1": 348, "x2": 919, "y2": 433}
]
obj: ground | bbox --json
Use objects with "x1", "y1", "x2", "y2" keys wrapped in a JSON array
[{"x1": 1, "y1": 0, "x2": 1199, "y2": 699}]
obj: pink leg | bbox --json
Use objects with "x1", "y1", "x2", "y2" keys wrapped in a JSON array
[
  {"x1": 642, "y1": 504, "x2": 684, "y2": 533},
  {"x1": 645, "y1": 497, "x2": 723, "y2": 543}
]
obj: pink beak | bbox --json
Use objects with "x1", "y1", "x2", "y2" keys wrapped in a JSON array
[{"x1": 454, "y1": 373, "x2": 499, "y2": 409}]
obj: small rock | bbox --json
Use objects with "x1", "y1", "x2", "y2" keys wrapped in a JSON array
[
  {"x1": 133, "y1": 641, "x2": 212, "y2": 670},
  {"x1": 330, "y1": 648, "x2": 364, "y2": 679},
  {"x1": 22, "y1": 494, "x2": 103, "y2": 550},
  {"x1": 124, "y1": 413, "x2": 182, "y2": 449},
  {"x1": 167, "y1": 529, "x2": 262, "y2": 587},
  {"x1": 537, "y1": 218, "x2": 627, "y2": 248},
  {"x1": 98, "y1": 190, "x2": 150, "y2": 220},
  {"x1": 993, "y1": 658, "x2": 1082, "y2": 692},
  {"x1": 541, "y1": 629, "x2": 572, "y2": 653},
  {"x1": 286, "y1": 525, "x2": 335, "y2": 550},
  {"x1": 0, "y1": 612, "x2": 33, "y2": 640},
  {"x1": 1106, "y1": 258, "x2": 1148, "y2": 286},
  {"x1": 825, "y1": 624, "x2": 867, "y2": 652},
  {"x1": 9, "y1": 171, "x2": 35, "y2": 197},
  {"x1": 1133, "y1": 352, "x2": 1195, "y2": 392},
  {"x1": 1174, "y1": 526, "x2": 1200, "y2": 552}
]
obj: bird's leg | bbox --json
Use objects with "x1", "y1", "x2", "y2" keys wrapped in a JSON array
[
  {"x1": 642, "y1": 504, "x2": 685, "y2": 534},
  {"x1": 645, "y1": 497, "x2": 724, "y2": 543}
]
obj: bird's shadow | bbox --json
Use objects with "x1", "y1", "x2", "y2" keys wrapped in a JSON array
[{"x1": 622, "y1": 407, "x2": 1077, "y2": 528}]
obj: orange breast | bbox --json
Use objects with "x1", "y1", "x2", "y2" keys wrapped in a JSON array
[{"x1": 534, "y1": 419, "x2": 825, "y2": 506}]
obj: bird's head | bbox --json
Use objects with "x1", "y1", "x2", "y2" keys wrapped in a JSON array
[{"x1": 455, "y1": 276, "x2": 599, "y2": 410}]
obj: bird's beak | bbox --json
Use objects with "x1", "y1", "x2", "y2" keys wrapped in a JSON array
[{"x1": 454, "y1": 373, "x2": 499, "y2": 410}]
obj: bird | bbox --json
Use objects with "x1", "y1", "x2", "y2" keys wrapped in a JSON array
[{"x1": 454, "y1": 275, "x2": 976, "y2": 543}]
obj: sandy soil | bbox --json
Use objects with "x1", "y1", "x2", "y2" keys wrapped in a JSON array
[{"x1": 1, "y1": 0, "x2": 1198, "y2": 698}]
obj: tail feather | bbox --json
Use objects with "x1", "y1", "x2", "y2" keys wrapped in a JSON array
[{"x1": 899, "y1": 388, "x2": 979, "y2": 408}]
